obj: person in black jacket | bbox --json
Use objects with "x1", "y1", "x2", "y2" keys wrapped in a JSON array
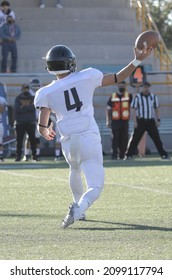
[{"x1": 14, "y1": 84, "x2": 37, "y2": 162}]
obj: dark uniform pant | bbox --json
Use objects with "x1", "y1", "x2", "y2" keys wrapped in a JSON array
[
  {"x1": 1, "y1": 41, "x2": 17, "y2": 73},
  {"x1": 111, "y1": 120, "x2": 129, "y2": 159},
  {"x1": 15, "y1": 122, "x2": 36, "y2": 160},
  {"x1": 126, "y1": 119, "x2": 168, "y2": 157}
]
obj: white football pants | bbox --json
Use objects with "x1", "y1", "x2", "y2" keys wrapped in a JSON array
[{"x1": 61, "y1": 133, "x2": 105, "y2": 220}]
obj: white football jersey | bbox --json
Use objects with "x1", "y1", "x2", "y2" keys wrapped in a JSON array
[{"x1": 34, "y1": 68, "x2": 103, "y2": 140}]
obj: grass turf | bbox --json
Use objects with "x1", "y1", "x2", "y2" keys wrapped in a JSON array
[{"x1": 0, "y1": 156, "x2": 171, "y2": 260}]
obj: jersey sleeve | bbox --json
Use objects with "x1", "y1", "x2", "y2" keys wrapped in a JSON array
[
  {"x1": 87, "y1": 68, "x2": 104, "y2": 88},
  {"x1": 34, "y1": 89, "x2": 49, "y2": 109}
]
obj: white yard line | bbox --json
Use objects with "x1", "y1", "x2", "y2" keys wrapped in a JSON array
[
  {"x1": 1, "y1": 170, "x2": 171, "y2": 195},
  {"x1": 0, "y1": 169, "x2": 67, "y2": 182},
  {"x1": 105, "y1": 182, "x2": 172, "y2": 196}
]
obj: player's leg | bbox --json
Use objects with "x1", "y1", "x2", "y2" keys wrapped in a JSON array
[
  {"x1": 62, "y1": 134, "x2": 104, "y2": 228},
  {"x1": 75, "y1": 158, "x2": 104, "y2": 220},
  {"x1": 62, "y1": 137, "x2": 84, "y2": 203},
  {"x1": 69, "y1": 166, "x2": 84, "y2": 203},
  {"x1": 74, "y1": 134, "x2": 104, "y2": 220}
]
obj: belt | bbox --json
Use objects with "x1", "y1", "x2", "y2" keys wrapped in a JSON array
[{"x1": 137, "y1": 118, "x2": 154, "y2": 121}]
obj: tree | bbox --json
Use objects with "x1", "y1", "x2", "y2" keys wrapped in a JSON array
[{"x1": 147, "y1": 0, "x2": 172, "y2": 49}]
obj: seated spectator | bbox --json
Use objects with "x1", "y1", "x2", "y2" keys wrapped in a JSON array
[
  {"x1": 39, "y1": 0, "x2": 63, "y2": 8},
  {"x1": 0, "y1": 1, "x2": 15, "y2": 27},
  {"x1": 0, "y1": 15, "x2": 21, "y2": 72}
]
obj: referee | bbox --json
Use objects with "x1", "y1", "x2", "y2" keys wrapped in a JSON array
[{"x1": 125, "y1": 81, "x2": 169, "y2": 160}]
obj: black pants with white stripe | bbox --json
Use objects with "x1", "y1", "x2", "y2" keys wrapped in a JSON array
[{"x1": 126, "y1": 118, "x2": 168, "y2": 157}]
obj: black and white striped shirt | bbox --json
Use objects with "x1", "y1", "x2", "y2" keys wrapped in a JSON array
[{"x1": 131, "y1": 92, "x2": 159, "y2": 119}]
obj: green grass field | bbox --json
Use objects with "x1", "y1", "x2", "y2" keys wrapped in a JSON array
[{"x1": 0, "y1": 156, "x2": 171, "y2": 260}]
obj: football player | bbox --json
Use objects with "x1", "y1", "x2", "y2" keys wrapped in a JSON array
[{"x1": 34, "y1": 44, "x2": 152, "y2": 228}]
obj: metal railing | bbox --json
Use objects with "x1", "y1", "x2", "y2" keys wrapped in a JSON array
[{"x1": 130, "y1": 0, "x2": 172, "y2": 72}]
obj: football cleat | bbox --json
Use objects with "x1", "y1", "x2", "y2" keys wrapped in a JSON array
[
  {"x1": 79, "y1": 213, "x2": 86, "y2": 221},
  {"x1": 62, "y1": 203, "x2": 78, "y2": 229}
]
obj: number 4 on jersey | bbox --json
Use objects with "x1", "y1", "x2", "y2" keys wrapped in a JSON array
[{"x1": 64, "y1": 87, "x2": 83, "y2": 112}]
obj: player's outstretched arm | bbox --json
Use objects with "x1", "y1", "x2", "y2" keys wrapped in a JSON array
[{"x1": 102, "y1": 46, "x2": 152, "y2": 87}]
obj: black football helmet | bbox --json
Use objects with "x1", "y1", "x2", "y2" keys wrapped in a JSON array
[{"x1": 45, "y1": 45, "x2": 76, "y2": 75}]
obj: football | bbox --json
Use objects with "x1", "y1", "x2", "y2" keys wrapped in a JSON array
[{"x1": 135, "y1": 30, "x2": 160, "y2": 51}]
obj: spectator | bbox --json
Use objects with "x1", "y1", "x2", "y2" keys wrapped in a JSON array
[
  {"x1": 0, "y1": 95, "x2": 7, "y2": 162},
  {"x1": 23, "y1": 79, "x2": 42, "y2": 161},
  {"x1": 0, "y1": 1, "x2": 15, "y2": 28},
  {"x1": 125, "y1": 81, "x2": 169, "y2": 160},
  {"x1": 14, "y1": 84, "x2": 37, "y2": 162},
  {"x1": 106, "y1": 81, "x2": 133, "y2": 159},
  {"x1": 39, "y1": 0, "x2": 63, "y2": 8},
  {"x1": 0, "y1": 15, "x2": 21, "y2": 73}
]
